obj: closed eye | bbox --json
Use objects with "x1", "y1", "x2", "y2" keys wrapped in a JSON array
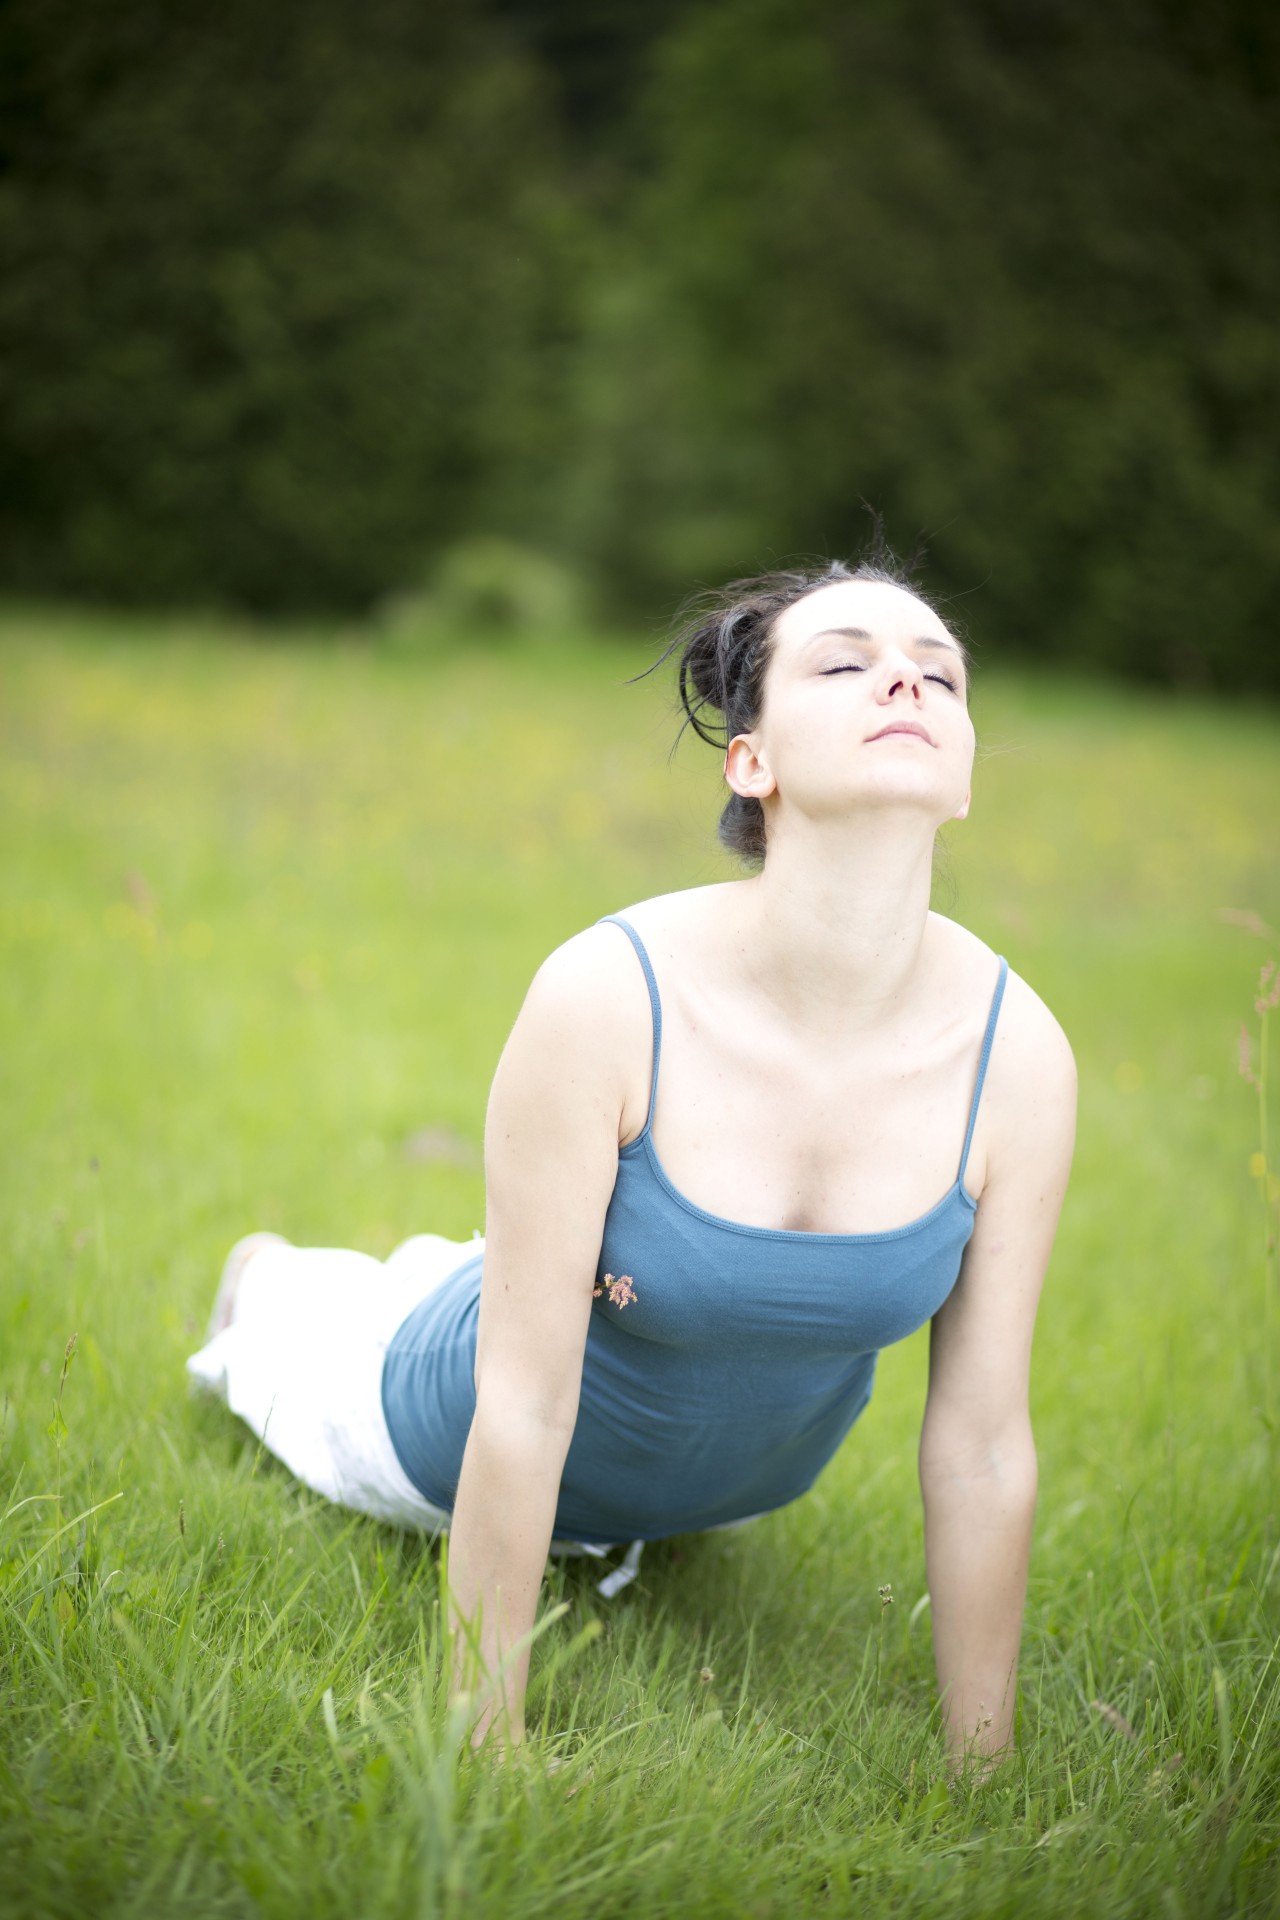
[{"x1": 823, "y1": 662, "x2": 960, "y2": 694}]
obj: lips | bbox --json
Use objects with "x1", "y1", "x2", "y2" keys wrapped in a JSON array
[{"x1": 866, "y1": 720, "x2": 935, "y2": 745}]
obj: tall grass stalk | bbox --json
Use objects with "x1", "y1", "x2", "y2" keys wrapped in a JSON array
[{"x1": 1239, "y1": 954, "x2": 1280, "y2": 1426}]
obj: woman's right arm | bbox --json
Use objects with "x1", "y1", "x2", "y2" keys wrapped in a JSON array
[{"x1": 445, "y1": 929, "x2": 638, "y2": 1749}]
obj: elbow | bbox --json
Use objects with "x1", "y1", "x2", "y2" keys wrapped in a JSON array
[
  {"x1": 470, "y1": 1373, "x2": 581, "y2": 1459},
  {"x1": 919, "y1": 1422, "x2": 1038, "y2": 1510}
]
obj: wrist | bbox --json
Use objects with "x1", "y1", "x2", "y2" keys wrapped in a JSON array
[{"x1": 941, "y1": 1692, "x2": 1016, "y2": 1775}]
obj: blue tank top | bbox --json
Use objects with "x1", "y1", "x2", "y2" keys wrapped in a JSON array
[{"x1": 382, "y1": 918, "x2": 1008, "y2": 1547}]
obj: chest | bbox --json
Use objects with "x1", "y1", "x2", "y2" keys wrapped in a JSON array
[
  {"x1": 596, "y1": 1146, "x2": 974, "y2": 1366},
  {"x1": 639, "y1": 999, "x2": 986, "y2": 1235}
]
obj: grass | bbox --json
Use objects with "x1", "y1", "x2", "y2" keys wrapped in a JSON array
[{"x1": 1, "y1": 603, "x2": 1278, "y2": 1918}]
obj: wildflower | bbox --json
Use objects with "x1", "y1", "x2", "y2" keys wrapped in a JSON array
[
  {"x1": 879, "y1": 1583, "x2": 894, "y2": 1609},
  {"x1": 599, "y1": 1272, "x2": 638, "y2": 1309},
  {"x1": 1256, "y1": 960, "x2": 1280, "y2": 1016}
]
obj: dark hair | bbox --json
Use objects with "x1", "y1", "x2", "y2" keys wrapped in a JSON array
[{"x1": 647, "y1": 544, "x2": 965, "y2": 864}]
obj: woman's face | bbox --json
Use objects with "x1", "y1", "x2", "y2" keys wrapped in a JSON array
[{"x1": 725, "y1": 579, "x2": 976, "y2": 837}]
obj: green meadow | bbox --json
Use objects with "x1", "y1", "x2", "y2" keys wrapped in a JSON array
[{"x1": 1, "y1": 607, "x2": 1277, "y2": 1918}]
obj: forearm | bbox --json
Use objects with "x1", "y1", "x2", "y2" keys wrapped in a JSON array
[
  {"x1": 446, "y1": 1403, "x2": 571, "y2": 1747},
  {"x1": 920, "y1": 1440, "x2": 1037, "y2": 1767}
]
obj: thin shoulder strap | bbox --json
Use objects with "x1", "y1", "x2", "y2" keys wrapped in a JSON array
[
  {"x1": 597, "y1": 915, "x2": 663, "y2": 1135},
  {"x1": 958, "y1": 956, "x2": 1009, "y2": 1185}
]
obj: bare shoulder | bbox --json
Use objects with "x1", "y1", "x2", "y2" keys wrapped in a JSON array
[
  {"x1": 531, "y1": 883, "x2": 748, "y2": 992},
  {"x1": 982, "y1": 962, "x2": 1077, "y2": 1183},
  {"x1": 521, "y1": 918, "x2": 652, "y2": 1054},
  {"x1": 928, "y1": 916, "x2": 1076, "y2": 1192},
  {"x1": 985, "y1": 956, "x2": 1076, "y2": 1115},
  {"x1": 606, "y1": 881, "x2": 745, "y2": 952},
  {"x1": 931, "y1": 914, "x2": 1074, "y2": 1091},
  {"x1": 505, "y1": 914, "x2": 663, "y2": 1133},
  {"x1": 517, "y1": 888, "x2": 740, "y2": 1136},
  {"x1": 523, "y1": 884, "x2": 735, "y2": 1023}
]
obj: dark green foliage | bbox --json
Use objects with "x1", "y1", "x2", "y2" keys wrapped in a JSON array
[
  {"x1": 570, "y1": 0, "x2": 1280, "y2": 688},
  {"x1": 0, "y1": 0, "x2": 577, "y2": 609},
  {"x1": 1, "y1": 0, "x2": 1277, "y2": 685}
]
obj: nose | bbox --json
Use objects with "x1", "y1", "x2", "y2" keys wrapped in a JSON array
[{"x1": 876, "y1": 651, "x2": 925, "y2": 704}]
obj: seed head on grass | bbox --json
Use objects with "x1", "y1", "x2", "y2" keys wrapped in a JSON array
[
  {"x1": 49, "y1": 1331, "x2": 78, "y2": 1434},
  {"x1": 1218, "y1": 908, "x2": 1278, "y2": 941},
  {"x1": 1090, "y1": 1699, "x2": 1138, "y2": 1740}
]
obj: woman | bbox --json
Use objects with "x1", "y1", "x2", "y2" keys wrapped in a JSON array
[{"x1": 188, "y1": 554, "x2": 1076, "y2": 1772}]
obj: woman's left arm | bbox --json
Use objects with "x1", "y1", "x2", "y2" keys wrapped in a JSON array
[{"x1": 919, "y1": 974, "x2": 1077, "y2": 1772}]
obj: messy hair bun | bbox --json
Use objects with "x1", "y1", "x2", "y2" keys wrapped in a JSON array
[{"x1": 648, "y1": 539, "x2": 952, "y2": 864}]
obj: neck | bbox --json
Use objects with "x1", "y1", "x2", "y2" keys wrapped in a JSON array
[{"x1": 732, "y1": 813, "x2": 939, "y2": 1028}]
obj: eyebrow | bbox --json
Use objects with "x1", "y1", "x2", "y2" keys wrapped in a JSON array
[{"x1": 805, "y1": 625, "x2": 964, "y2": 658}]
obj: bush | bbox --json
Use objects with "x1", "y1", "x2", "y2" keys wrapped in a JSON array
[{"x1": 379, "y1": 538, "x2": 592, "y2": 647}]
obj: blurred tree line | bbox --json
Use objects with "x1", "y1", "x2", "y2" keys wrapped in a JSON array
[{"x1": 1, "y1": 0, "x2": 1276, "y2": 686}]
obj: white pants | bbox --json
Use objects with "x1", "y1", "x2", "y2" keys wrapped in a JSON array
[
  {"x1": 188, "y1": 1230, "x2": 755, "y2": 1590},
  {"x1": 187, "y1": 1232, "x2": 471, "y2": 1531}
]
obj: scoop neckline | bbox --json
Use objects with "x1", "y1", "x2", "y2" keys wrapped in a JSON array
[{"x1": 621, "y1": 1130, "x2": 979, "y2": 1244}]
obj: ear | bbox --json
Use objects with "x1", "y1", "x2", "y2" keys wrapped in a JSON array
[
  {"x1": 952, "y1": 785, "x2": 971, "y2": 823},
  {"x1": 724, "y1": 733, "x2": 776, "y2": 802}
]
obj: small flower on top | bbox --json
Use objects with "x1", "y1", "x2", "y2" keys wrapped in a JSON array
[{"x1": 592, "y1": 1271, "x2": 638, "y2": 1309}]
